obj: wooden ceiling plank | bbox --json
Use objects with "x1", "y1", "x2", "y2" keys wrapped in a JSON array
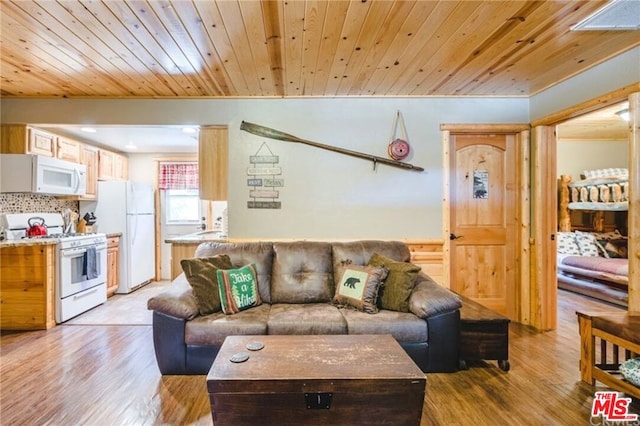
[
  {"x1": 145, "y1": 0, "x2": 226, "y2": 96},
  {"x1": 80, "y1": 0, "x2": 195, "y2": 97},
  {"x1": 0, "y1": 10, "x2": 115, "y2": 97},
  {"x1": 322, "y1": 0, "x2": 372, "y2": 96},
  {"x1": 0, "y1": 56, "x2": 82, "y2": 97},
  {"x1": 477, "y1": 24, "x2": 639, "y2": 96},
  {"x1": 299, "y1": 0, "x2": 328, "y2": 96},
  {"x1": 101, "y1": 0, "x2": 203, "y2": 96},
  {"x1": 309, "y1": 0, "x2": 350, "y2": 96},
  {"x1": 360, "y1": 0, "x2": 439, "y2": 96},
  {"x1": 429, "y1": 0, "x2": 572, "y2": 96},
  {"x1": 346, "y1": 0, "x2": 418, "y2": 96},
  {"x1": 516, "y1": 31, "x2": 640, "y2": 95},
  {"x1": 406, "y1": 1, "x2": 534, "y2": 96},
  {"x1": 453, "y1": 1, "x2": 612, "y2": 96},
  {"x1": 123, "y1": 0, "x2": 215, "y2": 96},
  {"x1": 335, "y1": 0, "x2": 396, "y2": 96},
  {"x1": 73, "y1": 0, "x2": 184, "y2": 97},
  {"x1": 371, "y1": 0, "x2": 465, "y2": 96},
  {"x1": 282, "y1": 0, "x2": 306, "y2": 96},
  {"x1": 1, "y1": 1, "x2": 129, "y2": 97},
  {"x1": 237, "y1": 0, "x2": 277, "y2": 96},
  {"x1": 26, "y1": 0, "x2": 161, "y2": 97},
  {"x1": 215, "y1": 0, "x2": 263, "y2": 96},
  {"x1": 192, "y1": 0, "x2": 250, "y2": 96},
  {"x1": 169, "y1": 0, "x2": 235, "y2": 96},
  {"x1": 261, "y1": 0, "x2": 286, "y2": 97},
  {"x1": 0, "y1": 37, "x2": 95, "y2": 97}
]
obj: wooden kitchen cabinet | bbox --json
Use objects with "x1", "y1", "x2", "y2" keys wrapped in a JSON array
[
  {"x1": 56, "y1": 136, "x2": 82, "y2": 163},
  {"x1": 198, "y1": 126, "x2": 228, "y2": 201},
  {"x1": 114, "y1": 153, "x2": 128, "y2": 180},
  {"x1": 99, "y1": 149, "x2": 128, "y2": 180},
  {"x1": 0, "y1": 244, "x2": 57, "y2": 330},
  {"x1": 1, "y1": 124, "x2": 57, "y2": 157},
  {"x1": 98, "y1": 149, "x2": 115, "y2": 179},
  {"x1": 106, "y1": 236, "x2": 120, "y2": 297},
  {"x1": 81, "y1": 145, "x2": 99, "y2": 199}
]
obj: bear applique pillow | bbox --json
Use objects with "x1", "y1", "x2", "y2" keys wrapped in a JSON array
[{"x1": 333, "y1": 262, "x2": 388, "y2": 314}]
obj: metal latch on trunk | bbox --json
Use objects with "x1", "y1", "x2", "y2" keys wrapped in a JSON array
[{"x1": 304, "y1": 392, "x2": 333, "y2": 409}]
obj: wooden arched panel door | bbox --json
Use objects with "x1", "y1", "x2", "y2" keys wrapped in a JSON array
[{"x1": 449, "y1": 134, "x2": 516, "y2": 316}]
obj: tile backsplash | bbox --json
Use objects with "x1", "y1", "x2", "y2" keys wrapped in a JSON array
[{"x1": 0, "y1": 193, "x2": 79, "y2": 214}]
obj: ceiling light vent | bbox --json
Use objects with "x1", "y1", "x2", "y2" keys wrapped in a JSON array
[{"x1": 571, "y1": 0, "x2": 640, "y2": 31}]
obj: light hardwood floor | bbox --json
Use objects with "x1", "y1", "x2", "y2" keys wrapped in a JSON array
[{"x1": 1, "y1": 289, "x2": 638, "y2": 425}]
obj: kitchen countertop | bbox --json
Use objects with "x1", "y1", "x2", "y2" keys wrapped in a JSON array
[
  {"x1": 1, "y1": 232, "x2": 121, "y2": 248},
  {"x1": 0, "y1": 238, "x2": 60, "y2": 248},
  {"x1": 165, "y1": 231, "x2": 227, "y2": 244}
]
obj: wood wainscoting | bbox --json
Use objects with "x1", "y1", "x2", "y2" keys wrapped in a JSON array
[{"x1": 405, "y1": 239, "x2": 445, "y2": 286}]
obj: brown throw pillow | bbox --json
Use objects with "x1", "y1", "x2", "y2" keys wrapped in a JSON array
[
  {"x1": 368, "y1": 252, "x2": 421, "y2": 312},
  {"x1": 333, "y1": 262, "x2": 388, "y2": 314},
  {"x1": 180, "y1": 255, "x2": 233, "y2": 315}
]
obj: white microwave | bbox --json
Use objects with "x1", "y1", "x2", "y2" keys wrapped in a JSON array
[{"x1": 0, "y1": 154, "x2": 87, "y2": 196}]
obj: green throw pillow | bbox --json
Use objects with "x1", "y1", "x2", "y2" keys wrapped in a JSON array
[
  {"x1": 216, "y1": 264, "x2": 262, "y2": 314},
  {"x1": 333, "y1": 263, "x2": 388, "y2": 314},
  {"x1": 181, "y1": 255, "x2": 233, "y2": 316},
  {"x1": 368, "y1": 252, "x2": 421, "y2": 312}
]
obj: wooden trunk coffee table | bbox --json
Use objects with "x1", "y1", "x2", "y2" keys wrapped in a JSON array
[{"x1": 206, "y1": 334, "x2": 426, "y2": 426}]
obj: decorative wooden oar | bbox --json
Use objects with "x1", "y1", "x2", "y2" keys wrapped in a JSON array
[{"x1": 240, "y1": 121, "x2": 424, "y2": 172}]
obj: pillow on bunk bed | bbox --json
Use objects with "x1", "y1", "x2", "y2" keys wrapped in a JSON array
[
  {"x1": 574, "y1": 231, "x2": 602, "y2": 257},
  {"x1": 582, "y1": 168, "x2": 628, "y2": 180},
  {"x1": 557, "y1": 232, "x2": 581, "y2": 256}
]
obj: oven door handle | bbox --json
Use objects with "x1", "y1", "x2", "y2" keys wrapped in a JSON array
[{"x1": 61, "y1": 246, "x2": 107, "y2": 256}]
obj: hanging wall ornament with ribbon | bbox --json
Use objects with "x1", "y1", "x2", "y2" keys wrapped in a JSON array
[{"x1": 387, "y1": 110, "x2": 411, "y2": 161}]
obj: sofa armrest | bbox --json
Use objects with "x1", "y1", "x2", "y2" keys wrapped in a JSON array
[
  {"x1": 147, "y1": 274, "x2": 199, "y2": 320},
  {"x1": 409, "y1": 273, "x2": 462, "y2": 319}
]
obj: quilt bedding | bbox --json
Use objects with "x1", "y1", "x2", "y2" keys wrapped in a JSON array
[{"x1": 559, "y1": 256, "x2": 628, "y2": 278}]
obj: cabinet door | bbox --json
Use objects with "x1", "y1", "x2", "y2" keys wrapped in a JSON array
[
  {"x1": 56, "y1": 137, "x2": 81, "y2": 163},
  {"x1": 81, "y1": 146, "x2": 99, "y2": 199},
  {"x1": 98, "y1": 149, "x2": 115, "y2": 180},
  {"x1": 28, "y1": 128, "x2": 57, "y2": 157},
  {"x1": 106, "y1": 237, "x2": 120, "y2": 297},
  {"x1": 114, "y1": 153, "x2": 128, "y2": 180},
  {"x1": 199, "y1": 127, "x2": 228, "y2": 200}
]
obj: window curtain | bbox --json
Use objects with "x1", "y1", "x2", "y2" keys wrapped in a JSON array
[{"x1": 158, "y1": 162, "x2": 199, "y2": 190}]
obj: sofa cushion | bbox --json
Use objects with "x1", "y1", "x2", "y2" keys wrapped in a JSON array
[
  {"x1": 333, "y1": 263, "x2": 388, "y2": 314},
  {"x1": 217, "y1": 263, "x2": 262, "y2": 314},
  {"x1": 340, "y1": 308, "x2": 428, "y2": 343},
  {"x1": 185, "y1": 304, "x2": 271, "y2": 346},
  {"x1": 180, "y1": 255, "x2": 233, "y2": 316},
  {"x1": 368, "y1": 252, "x2": 421, "y2": 313},
  {"x1": 270, "y1": 242, "x2": 334, "y2": 303},
  {"x1": 268, "y1": 303, "x2": 347, "y2": 334},
  {"x1": 195, "y1": 242, "x2": 274, "y2": 304},
  {"x1": 331, "y1": 240, "x2": 410, "y2": 284}
]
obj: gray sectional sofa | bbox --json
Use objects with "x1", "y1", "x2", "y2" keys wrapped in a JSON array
[{"x1": 147, "y1": 240, "x2": 462, "y2": 374}]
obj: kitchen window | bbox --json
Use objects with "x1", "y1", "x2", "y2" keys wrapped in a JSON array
[
  {"x1": 165, "y1": 189, "x2": 200, "y2": 224},
  {"x1": 159, "y1": 162, "x2": 200, "y2": 225}
]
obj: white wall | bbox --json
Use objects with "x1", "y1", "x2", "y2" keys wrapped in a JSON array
[
  {"x1": 557, "y1": 140, "x2": 628, "y2": 180},
  {"x1": 1, "y1": 97, "x2": 529, "y2": 239}
]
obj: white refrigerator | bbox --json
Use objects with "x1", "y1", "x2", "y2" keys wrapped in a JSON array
[{"x1": 80, "y1": 181, "x2": 155, "y2": 293}]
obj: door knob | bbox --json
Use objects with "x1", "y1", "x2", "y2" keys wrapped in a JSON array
[{"x1": 450, "y1": 233, "x2": 463, "y2": 240}]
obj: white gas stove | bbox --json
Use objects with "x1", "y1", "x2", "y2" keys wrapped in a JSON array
[{"x1": 1, "y1": 212, "x2": 108, "y2": 323}]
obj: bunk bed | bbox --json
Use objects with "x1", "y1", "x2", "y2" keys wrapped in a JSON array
[{"x1": 557, "y1": 169, "x2": 629, "y2": 307}]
